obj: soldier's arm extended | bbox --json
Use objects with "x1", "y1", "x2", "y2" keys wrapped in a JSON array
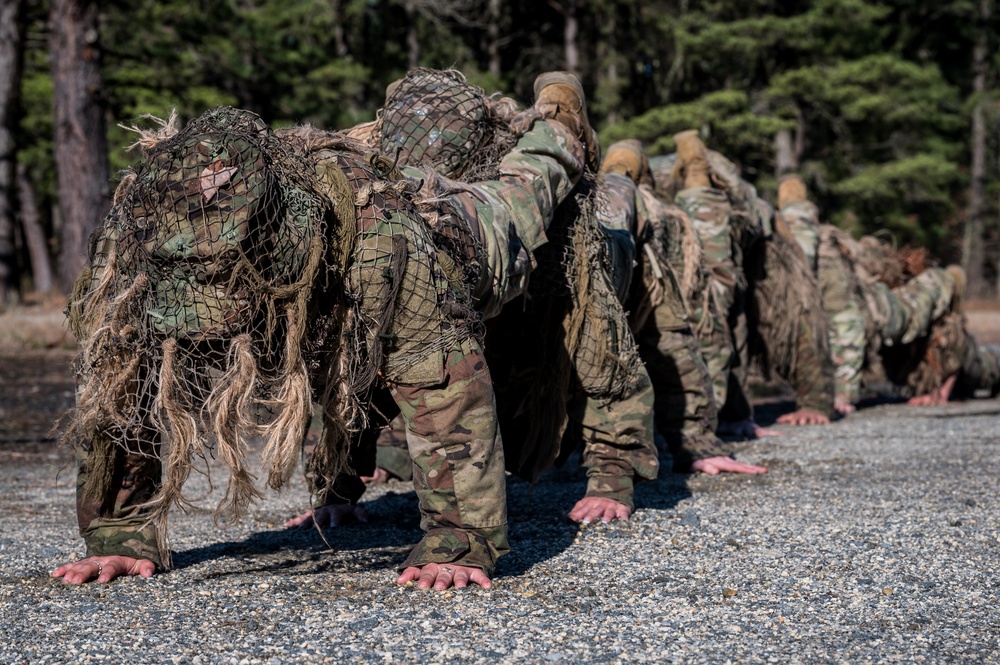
[
  {"x1": 816, "y1": 237, "x2": 866, "y2": 410},
  {"x1": 52, "y1": 428, "x2": 163, "y2": 584},
  {"x1": 390, "y1": 340, "x2": 509, "y2": 579},
  {"x1": 786, "y1": 309, "x2": 837, "y2": 419}
]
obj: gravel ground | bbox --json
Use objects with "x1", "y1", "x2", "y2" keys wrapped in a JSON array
[{"x1": 1, "y1": 356, "x2": 999, "y2": 663}]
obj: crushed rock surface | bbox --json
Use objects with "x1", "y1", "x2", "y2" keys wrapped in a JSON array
[{"x1": 1, "y1": 353, "x2": 998, "y2": 664}]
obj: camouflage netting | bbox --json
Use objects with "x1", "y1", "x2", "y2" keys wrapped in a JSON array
[
  {"x1": 374, "y1": 68, "x2": 523, "y2": 182},
  {"x1": 486, "y1": 175, "x2": 646, "y2": 481},
  {"x1": 66, "y1": 106, "x2": 488, "y2": 566},
  {"x1": 67, "y1": 108, "x2": 333, "y2": 563},
  {"x1": 745, "y1": 230, "x2": 831, "y2": 385}
]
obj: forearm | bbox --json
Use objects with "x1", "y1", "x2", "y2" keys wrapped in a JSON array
[
  {"x1": 392, "y1": 341, "x2": 509, "y2": 576},
  {"x1": 828, "y1": 304, "x2": 866, "y2": 405},
  {"x1": 791, "y1": 316, "x2": 836, "y2": 416},
  {"x1": 578, "y1": 378, "x2": 659, "y2": 509},
  {"x1": 75, "y1": 439, "x2": 165, "y2": 569}
]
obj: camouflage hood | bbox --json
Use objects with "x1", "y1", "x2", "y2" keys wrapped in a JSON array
[{"x1": 377, "y1": 68, "x2": 523, "y2": 181}]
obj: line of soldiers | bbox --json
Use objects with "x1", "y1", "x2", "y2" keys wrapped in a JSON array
[{"x1": 52, "y1": 68, "x2": 1000, "y2": 591}]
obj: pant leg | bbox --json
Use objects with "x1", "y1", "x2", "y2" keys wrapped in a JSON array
[
  {"x1": 577, "y1": 373, "x2": 659, "y2": 510},
  {"x1": 392, "y1": 339, "x2": 509, "y2": 576}
]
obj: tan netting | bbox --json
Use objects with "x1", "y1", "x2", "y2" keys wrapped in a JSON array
[
  {"x1": 66, "y1": 107, "x2": 488, "y2": 566},
  {"x1": 375, "y1": 68, "x2": 522, "y2": 182}
]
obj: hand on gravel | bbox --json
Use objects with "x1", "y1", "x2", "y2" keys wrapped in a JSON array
[
  {"x1": 397, "y1": 562, "x2": 492, "y2": 590},
  {"x1": 691, "y1": 456, "x2": 768, "y2": 475},
  {"x1": 775, "y1": 408, "x2": 831, "y2": 426},
  {"x1": 907, "y1": 373, "x2": 957, "y2": 406},
  {"x1": 568, "y1": 497, "x2": 631, "y2": 524},
  {"x1": 717, "y1": 419, "x2": 782, "y2": 438},
  {"x1": 51, "y1": 556, "x2": 155, "y2": 585},
  {"x1": 360, "y1": 467, "x2": 390, "y2": 484},
  {"x1": 835, "y1": 400, "x2": 857, "y2": 415},
  {"x1": 284, "y1": 503, "x2": 368, "y2": 528}
]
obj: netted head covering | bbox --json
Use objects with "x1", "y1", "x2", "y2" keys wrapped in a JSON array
[
  {"x1": 67, "y1": 107, "x2": 332, "y2": 565},
  {"x1": 380, "y1": 68, "x2": 487, "y2": 178},
  {"x1": 379, "y1": 68, "x2": 521, "y2": 180},
  {"x1": 113, "y1": 108, "x2": 323, "y2": 339}
]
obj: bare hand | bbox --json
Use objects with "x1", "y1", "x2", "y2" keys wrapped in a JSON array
[
  {"x1": 908, "y1": 373, "x2": 957, "y2": 406},
  {"x1": 691, "y1": 455, "x2": 768, "y2": 475},
  {"x1": 51, "y1": 556, "x2": 155, "y2": 585},
  {"x1": 776, "y1": 408, "x2": 831, "y2": 426},
  {"x1": 397, "y1": 562, "x2": 492, "y2": 590},
  {"x1": 568, "y1": 497, "x2": 632, "y2": 524},
  {"x1": 835, "y1": 400, "x2": 857, "y2": 415},
  {"x1": 717, "y1": 419, "x2": 782, "y2": 439},
  {"x1": 284, "y1": 503, "x2": 368, "y2": 528},
  {"x1": 360, "y1": 467, "x2": 390, "y2": 484}
]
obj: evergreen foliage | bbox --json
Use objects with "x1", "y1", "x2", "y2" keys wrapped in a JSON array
[{"x1": 9, "y1": 0, "x2": 1000, "y2": 291}]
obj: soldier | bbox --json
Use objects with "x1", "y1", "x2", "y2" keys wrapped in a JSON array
[
  {"x1": 651, "y1": 133, "x2": 835, "y2": 433},
  {"x1": 52, "y1": 71, "x2": 598, "y2": 590},
  {"x1": 777, "y1": 174, "x2": 992, "y2": 410},
  {"x1": 337, "y1": 73, "x2": 763, "y2": 522},
  {"x1": 598, "y1": 139, "x2": 766, "y2": 475}
]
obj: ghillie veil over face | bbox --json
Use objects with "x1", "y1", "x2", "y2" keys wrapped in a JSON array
[{"x1": 67, "y1": 108, "x2": 339, "y2": 563}]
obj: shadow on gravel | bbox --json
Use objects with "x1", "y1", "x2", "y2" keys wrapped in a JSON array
[
  {"x1": 499, "y1": 460, "x2": 691, "y2": 578},
  {"x1": 172, "y1": 489, "x2": 425, "y2": 576},
  {"x1": 168, "y1": 465, "x2": 693, "y2": 582}
]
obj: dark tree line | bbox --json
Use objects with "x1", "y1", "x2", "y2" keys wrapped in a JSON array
[{"x1": 1, "y1": 0, "x2": 998, "y2": 305}]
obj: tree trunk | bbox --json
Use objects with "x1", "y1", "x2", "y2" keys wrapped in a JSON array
[
  {"x1": 486, "y1": 0, "x2": 501, "y2": 78},
  {"x1": 775, "y1": 113, "x2": 806, "y2": 178},
  {"x1": 564, "y1": 0, "x2": 578, "y2": 75},
  {"x1": 0, "y1": 0, "x2": 25, "y2": 307},
  {"x1": 774, "y1": 129, "x2": 797, "y2": 177},
  {"x1": 963, "y1": 0, "x2": 991, "y2": 299},
  {"x1": 16, "y1": 162, "x2": 53, "y2": 294},
  {"x1": 331, "y1": 0, "x2": 348, "y2": 58},
  {"x1": 601, "y1": 6, "x2": 618, "y2": 124},
  {"x1": 50, "y1": 0, "x2": 110, "y2": 295},
  {"x1": 404, "y1": 1, "x2": 420, "y2": 69}
]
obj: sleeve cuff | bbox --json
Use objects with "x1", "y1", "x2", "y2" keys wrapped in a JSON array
[{"x1": 400, "y1": 525, "x2": 509, "y2": 577}]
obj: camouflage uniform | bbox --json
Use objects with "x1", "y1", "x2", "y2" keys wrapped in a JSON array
[
  {"x1": 599, "y1": 170, "x2": 729, "y2": 468},
  {"x1": 783, "y1": 201, "x2": 867, "y2": 406},
  {"x1": 363, "y1": 71, "x2": 658, "y2": 509},
  {"x1": 376, "y1": 172, "x2": 658, "y2": 505},
  {"x1": 672, "y1": 185, "x2": 743, "y2": 411},
  {"x1": 955, "y1": 335, "x2": 1000, "y2": 397},
  {"x1": 789, "y1": 210, "x2": 964, "y2": 403},
  {"x1": 653, "y1": 150, "x2": 837, "y2": 420},
  {"x1": 69, "y1": 109, "x2": 585, "y2": 577}
]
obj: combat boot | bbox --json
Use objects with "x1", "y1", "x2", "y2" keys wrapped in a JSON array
[
  {"x1": 778, "y1": 174, "x2": 808, "y2": 209},
  {"x1": 533, "y1": 71, "x2": 601, "y2": 171},
  {"x1": 601, "y1": 139, "x2": 652, "y2": 186},
  {"x1": 673, "y1": 129, "x2": 711, "y2": 189}
]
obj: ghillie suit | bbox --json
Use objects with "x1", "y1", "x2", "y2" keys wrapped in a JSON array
[
  {"x1": 68, "y1": 108, "x2": 333, "y2": 568},
  {"x1": 65, "y1": 101, "x2": 589, "y2": 575},
  {"x1": 358, "y1": 68, "x2": 656, "y2": 508},
  {"x1": 485, "y1": 173, "x2": 657, "y2": 506},
  {"x1": 652, "y1": 151, "x2": 836, "y2": 421},
  {"x1": 818, "y1": 230, "x2": 986, "y2": 401}
]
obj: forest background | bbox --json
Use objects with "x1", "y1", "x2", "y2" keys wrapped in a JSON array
[{"x1": 1, "y1": 0, "x2": 999, "y2": 304}]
